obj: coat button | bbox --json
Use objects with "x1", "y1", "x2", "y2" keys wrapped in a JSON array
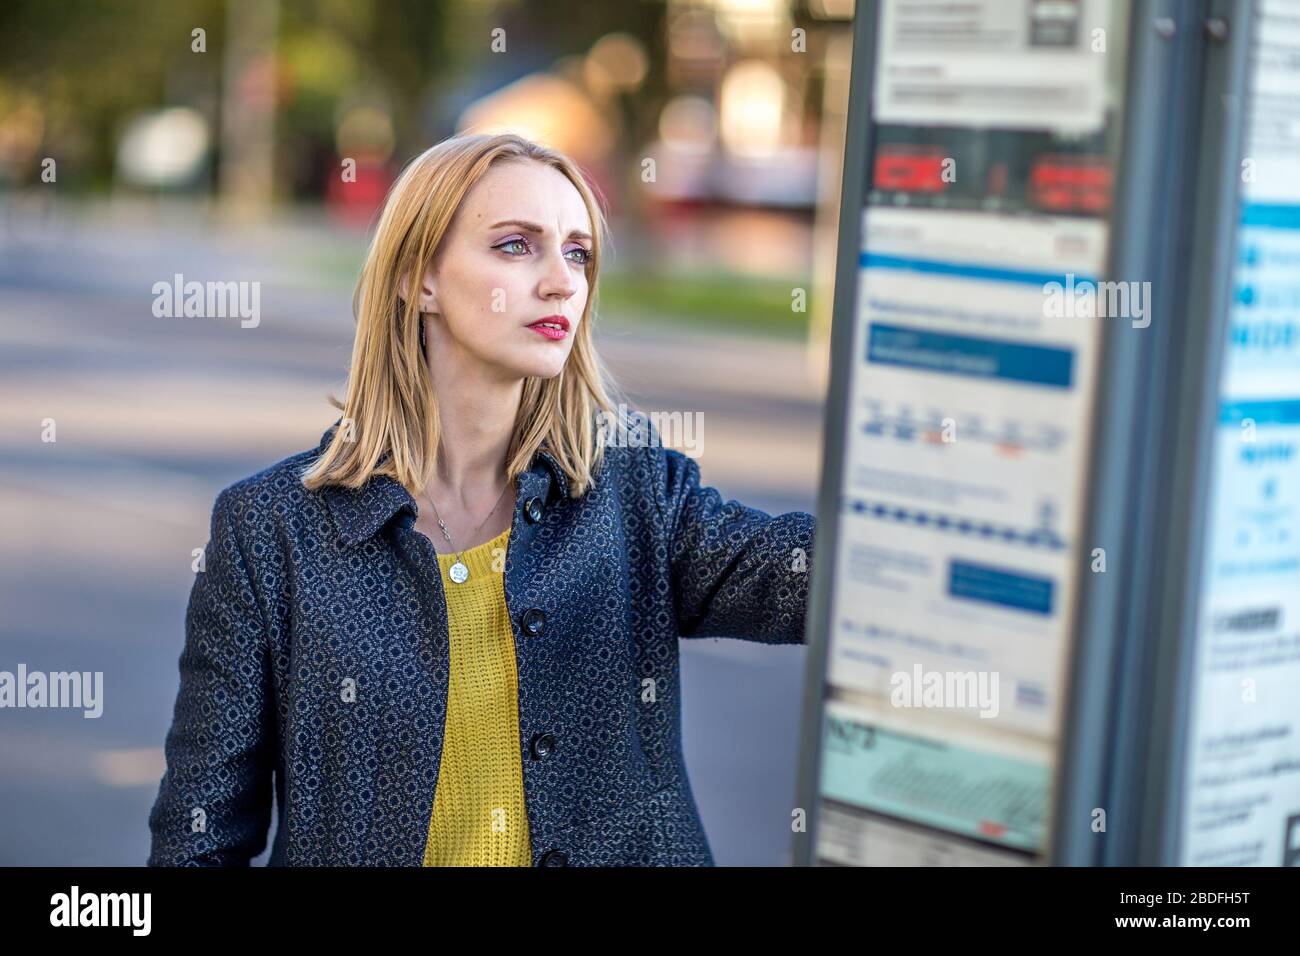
[
  {"x1": 521, "y1": 607, "x2": 546, "y2": 636},
  {"x1": 524, "y1": 496, "x2": 544, "y2": 523},
  {"x1": 537, "y1": 849, "x2": 568, "y2": 867},
  {"x1": 530, "y1": 732, "x2": 556, "y2": 759}
]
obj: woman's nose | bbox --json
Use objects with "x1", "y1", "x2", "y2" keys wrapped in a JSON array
[{"x1": 539, "y1": 248, "x2": 578, "y2": 298}]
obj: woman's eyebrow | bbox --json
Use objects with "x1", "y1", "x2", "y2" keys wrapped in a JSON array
[{"x1": 488, "y1": 219, "x2": 592, "y2": 243}]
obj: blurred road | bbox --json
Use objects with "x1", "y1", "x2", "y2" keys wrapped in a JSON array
[{"x1": 0, "y1": 200, "x2": 825, "y2": 866}]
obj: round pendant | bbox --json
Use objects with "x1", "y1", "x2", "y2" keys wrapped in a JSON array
[{"x1": 449, "y1": 561, "x2": 469, "y2": 584}]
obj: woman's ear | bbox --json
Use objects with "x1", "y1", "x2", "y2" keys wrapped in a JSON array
[{"x1": 398, "y1": 264, "x2": 439, "y2": 315}]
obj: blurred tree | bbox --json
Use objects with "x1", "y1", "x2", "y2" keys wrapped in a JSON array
[
  {"x1": 0, "y1": 0, "x2": 225, "y2": 190},
  {"x1": 0, "y1": 0, "x2": 673, "y2": 198}
]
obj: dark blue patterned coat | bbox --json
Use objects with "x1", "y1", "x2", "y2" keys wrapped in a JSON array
[{"x1": 147, "y1": 412, "x2": 815, "y2": 866}]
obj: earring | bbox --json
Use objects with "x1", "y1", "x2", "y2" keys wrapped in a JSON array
[{"x1": 419, "y1": 314, "x2": 426, "y2": 351}]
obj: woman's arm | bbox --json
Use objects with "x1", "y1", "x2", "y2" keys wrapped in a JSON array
[
  {"x1": 147, "y1": 486, "x2": 275, "y2": 866},
  {"x1": 657, "y1": 445, "x2": 816, "y2": 644}
]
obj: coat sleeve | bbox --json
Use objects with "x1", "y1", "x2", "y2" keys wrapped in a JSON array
[
  {"x1": 147, "y1": 486, "x2": 275, "y2": 866},
  {"x1": 658, "y1": 445, "x2": 815, "y2": 643}
]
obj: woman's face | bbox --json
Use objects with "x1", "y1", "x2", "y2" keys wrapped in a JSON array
[{"x1": 412, "y1": 158, "x2": 593, "y2": 383}]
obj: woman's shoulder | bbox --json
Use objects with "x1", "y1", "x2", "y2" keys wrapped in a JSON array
[
  {"x1": 594, "y1": 406, "x2": 670, "y2": 477},
  {"x1": 209, "y1": 431, "x2": 330, "y2": 533}
]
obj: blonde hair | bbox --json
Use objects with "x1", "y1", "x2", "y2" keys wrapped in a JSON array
[{"x1": 301, "y1": 132, "x2": 626, "y2": 499}]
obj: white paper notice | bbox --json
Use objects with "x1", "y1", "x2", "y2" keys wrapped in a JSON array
[
  {"x1": 874, "y1": 0, "x2": 1111, "y2": 134},
  {"x1": 827, "y1": 207, "x2": 1107, "y2": 742}
]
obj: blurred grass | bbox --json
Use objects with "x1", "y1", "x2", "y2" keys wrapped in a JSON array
[
  {"x1": 297, "y1": 246, "x2": 812, "y2": 340},
  {"x1": 597, "y1": 271, "x2": 812, "y2": 340}
]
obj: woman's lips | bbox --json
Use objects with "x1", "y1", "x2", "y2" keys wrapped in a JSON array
[{"x1": 527, "y1": 321, "x2": 568, "y2": 340}]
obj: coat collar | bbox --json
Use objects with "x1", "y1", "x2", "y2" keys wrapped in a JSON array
[{"x1": 315, "y1": 418, "x2": 569, "y2": 548}]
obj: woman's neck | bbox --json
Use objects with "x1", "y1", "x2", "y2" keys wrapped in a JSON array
[{"x1": 426, "y1": 358, "x2": 523, "y2": 500}]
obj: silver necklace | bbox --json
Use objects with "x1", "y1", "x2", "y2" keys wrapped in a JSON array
[{"x1": 423, "y1": 478, "x2": 512, "y2": 584}]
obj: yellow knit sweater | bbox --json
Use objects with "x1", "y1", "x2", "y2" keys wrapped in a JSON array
[{"x1": 423, "y1": 526, "x2": 533, "y2": 866}]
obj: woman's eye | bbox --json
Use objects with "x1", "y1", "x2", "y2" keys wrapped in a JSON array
[{"x1": 495, "y1": 238, "x2": 589, "y2": 263}]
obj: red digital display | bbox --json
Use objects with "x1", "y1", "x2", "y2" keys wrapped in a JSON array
[
  {"x1": 1029, "y1": 156, "x2": 1112, "y2": 213},
  {"x1": 874, "y1": 147, "x2": 949, "y2": 193}
]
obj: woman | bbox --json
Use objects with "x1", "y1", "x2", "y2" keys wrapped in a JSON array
[{"x1": 147, "y1": 132, "x2": 816, "y2": 867}]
